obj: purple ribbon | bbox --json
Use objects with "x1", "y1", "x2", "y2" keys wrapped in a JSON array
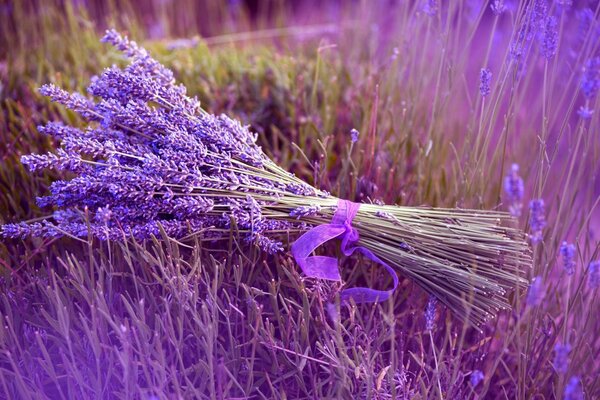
[{"x1": 291, "y1": 199, "x2": 398, "y2": 303}]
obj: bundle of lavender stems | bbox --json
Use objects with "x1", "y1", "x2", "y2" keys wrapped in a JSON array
[{"x1": 3, "y1": 30, "x2": 531, "y2": 326}]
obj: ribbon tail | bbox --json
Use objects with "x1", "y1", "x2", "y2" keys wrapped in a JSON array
[
  {"x1": 291, "y1": 224, "x2": 346, "y2": 281},
  {"x1": 339, "y1": 244, "x2": 399, "y2": 304}
]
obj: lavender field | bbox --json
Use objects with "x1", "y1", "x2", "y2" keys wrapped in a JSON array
[{"x1": 0, "y1": 0, "x2": 599, "y2": 399}]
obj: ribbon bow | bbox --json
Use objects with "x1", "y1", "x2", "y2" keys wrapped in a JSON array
[{"x1": 291, "y1": 199, "x2": 398, "y2": 303}]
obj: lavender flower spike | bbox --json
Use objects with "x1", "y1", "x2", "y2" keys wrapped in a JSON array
[
  {"x1": 560, "y1": 241, "x2": 576, "y2": 276},
  {"x1": 553, "y1": 343, "x2": 571, "y2": 374},
  {"x1": 424, "y1": 295, "x2": 437, "y2": 331},
  {"x1": 526, "y1": 276, "x2": 545, "y2": 307},
  {"x1": 490, "y1": 0, "x2": 505, "y2": 15},
  {"x1": 581, "y1": 57, "x2": 600, "y2": 99},
  {"x1": 479, "y1": 68, "x2": 492, "y2": 97},
  {"x1": 564, "y1": 376, "x2": 584, "y2": 400},
  {"x1": 504, "y1": 163, "x2": 524, "y2": 217},
  {"x1": 350, "y1": 128, "x2": 359, "y2": 143},
  {"x1": 470, "y1": 370, "x2": 484, "y2": 387},
  {"x1": 588, "y1": 260, "x2": 600, "y2": 289},
  {"x1": 539, "y1": 16, "x2": 558, "y2": 59},
  {"x1": 421, "y1": 0, "x2": 437, "y2": 16},
  {"x1": 529, "y1": 199, "x2": 546, "y2": 243}
]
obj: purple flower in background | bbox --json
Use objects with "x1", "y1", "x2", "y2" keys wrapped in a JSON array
[
  {"x1": 553, "y1": 342, "x2": 571, "y2": 374},
  {"x1": 581, "y1": 57, "x2": 600, "y2": 98},
  {"x1": 470, "y1": 370, "x2": 484, "y2": 387},
  {"x1": 479, "y1": 68, "x2": 492, "y2": 97},
  {"x1": 577, "y1": 106, "x2": 593, "y2": 119},
  {"x1": 504, "y1": 163, "x2": 524, "y2": 217},
  {"x1": 560, "y1": 241, "x2": 576, "y2": 276},
  {"x1": 564, "y1": 376, "x2": 584, "y2": 400},
  {"x1": 421, "y1": 0, "x2": 437, "y2": 16},
  {"x1": 539, "y1": 16, "x2": 558, "y2": 59},
  {"x1": 528, "y1": 199, "x2": 546, "y2": 243},
  {"x1": 424, "y1": 295, "x2": 437, "y2": 331},
  {"x1": 490, "y1": 0, "x2": 505, "y2": 15},
  {"x1": 531, "y1": 0, "x2": 548, "y2": 28},
  {"x1": 526, "y1": 276, "x2": 545, "y2": 307},
  {"x1": 556, "y1": 0, "x2": 572, "y2": 10},
  {"x1": 350, "y1": 128, "x2": 359, "y2": 143},
  {"x1": 588, "y1": 260, "x2": 600, "y2": 289},
  {"x1": 577, "y1": 8, "x2": 599, "y2": 45}
]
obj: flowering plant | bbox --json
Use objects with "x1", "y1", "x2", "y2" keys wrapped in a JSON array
[{"x1": 2, "y1": 30, "x2": 531, "y2": 325}]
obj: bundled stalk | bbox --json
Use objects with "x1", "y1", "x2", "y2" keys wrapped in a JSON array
[{"x1": 2, "y1": 30, "x2": 531, "y2": 326}]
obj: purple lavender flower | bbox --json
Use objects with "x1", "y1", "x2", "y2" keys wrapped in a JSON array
[
  {"x1": 421, "y1": 0, "x2": 437, "y2": 16},
  {"x1": 101, "y1": 29, "x2": 175, "y2": 86},
  {"x1": 21, "y1": 149, "x2": 84, "y2": 172},
  {"x1": 539, "y1": 16, "x2": 558, "y2": 59},
  {"x1": 564, "y1": 376, "x2": 584, "y2": 400},
  {"x1": 39, "y1": 84, "x2": 99, "y2": 121},
  {"x1": 528, "y1": 199, "x2": 546, "y2": 243},
  {"x1": 553, "y1": 342, "x2": 571, "y2": 374},
  {"x1": 555, "y1": 0, "x2": 572, "y2": 10},
  {"x1": 588, "y1": 260, "x2": 600, "y2": 289},
  {"x1": 1, "y1": 30, "x2": 314, "y2": 253},
  {"x1": 290, "y1": 205, "x2": 322, "y2": 219},
  {"x1": 424, "y1": 295, "x2": 437, "y2": 331},
  {"x1": 490, "y1": 0, "x2": 505, "y2": 15},
  {"x1": 531, "y1": 0, "x2": 548, "y2": 28},
  {"x1": 470, "y1": 370, "x2": 484, "y2": 387},
  {"x1": 526, "y1": 276, "x2": 545, "y2": 307},
  {"x1": 479, "y1": 68, "x2": 492, "y2": 97},
  {"x1": 577, "y1": 8, "x2": 599, "y2": 45},
  {"x1": 577, "y1": 106, "x2": 594, "y2": 120},
  {"x1": 95, "y1": 206, "x2": 113, "y2": 224},
  {"x1": 560, "y1": 241, "x2": 576, "y2": 276},
  {"x1": 509, "y1": 0, "x2": 547, "y2": 64},
  {"x1": 504, "y1": 163, "x2": 524, "y2": 217},
  {"x1": 350, "y1": 128, "x2": 359, "y2": 143},
  {"x1": 581, "y1": 57, "x2": 600, "y2": 98}
]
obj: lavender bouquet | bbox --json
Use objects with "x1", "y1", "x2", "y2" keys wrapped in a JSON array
[{"x1": 3, "y1": 30, "x2": 531, "y2": 325}]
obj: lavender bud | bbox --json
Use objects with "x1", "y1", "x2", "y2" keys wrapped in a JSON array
[
  {"x1": 504, "y1": 163, "x2": 524, "y2": 217},
  {"x1": 528, "y1": 199, "x2": 546, "y2": 244},
  {"x1": 21, "y1": 149, "x2": 83, "y2": 172},
  {"x1": 539, "y1": 16, "x2": 558, "y2": 59},
  {"x1": 39, "y1": 84, "x2": 98, "y2": 121},
  {"x1": 470, "y1": 370, "x2": 484, "y2": 387},
  {"x1": 289, "y1": 205, "x2": 322, "y2": 219},
  {"x1": 350, "y1": 128, "x2": 359, "y2": 143},
  {"x1": 577, "y1": 106, "x2": 594, "y2": 120},
  {"x1": 588, "y1": 260, "x2": 600, "y2": 289},
  {"x1": 479, "y1": 68, "x2": 492, "y2": 97},
  {"x1": 490, "y1": 0, "x2": 505, "y2": 15},
  {"x1": 556, "y1": 0, "x2": 572, "y2": 10},
  {"x1": 526, "y1": 276, "x2": 545, "y2": 307},
  {"x1": 424, "y1": 295, "x2": 437, "y2": 331},
  {"x1": 553, "y1": 342, "x2": 571, "y2": 374},
  {"x1": 564, "y1": 376, "x2": 584, "y2": 400},
  {"x1": 559, "y1": 241, "x2": 576, "y2": 276},
  {"x1": 95, "y1": 206, "x2": 112, "y2": 224},
  {"x1": 421, "y1": 0, "x2": 437, "y2": 16},
  {"x1": 581, "y1": 57, "x2": 600, "y2": 99}
]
